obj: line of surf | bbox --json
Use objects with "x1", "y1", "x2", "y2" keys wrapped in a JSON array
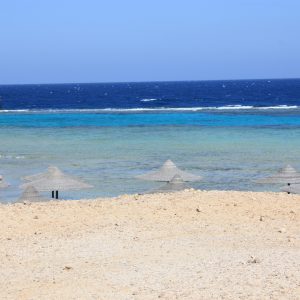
[{"x1": 0, "y1": 105, "x2": 299, "y2": 113}]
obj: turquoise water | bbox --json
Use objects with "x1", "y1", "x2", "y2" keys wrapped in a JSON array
[
  {"x1": 1, "y1": 111, "x2": 300, "y2": 127},
  {"x1": 1, "y1": 111, "x2": 300, "y2": 202}
]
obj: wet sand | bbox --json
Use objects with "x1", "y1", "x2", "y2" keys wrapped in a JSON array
[{"x1": 0, "y1": 190, "x2": 299, "y2": 299}]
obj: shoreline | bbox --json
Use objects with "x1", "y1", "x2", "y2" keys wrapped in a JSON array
[
  {"x1": 1, "y1": 189, "x2": 299, "y2": 299},
  {"x1": 2, "y1": 188, "x2": 298, "y2": 204}
]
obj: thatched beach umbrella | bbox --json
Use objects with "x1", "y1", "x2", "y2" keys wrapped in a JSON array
[
  {"x1": 136, "y1": 159, "x2": 202, "y2": 182},
  {"x1": 147, "y1": 175, "x2": 191, "y2": 194},
  {"x1": 22, "y1": 166, "x2": 58, "y2": 182},
  {"x1": 16, "y1": 186, "x2": 49, "y2": 203},
  {"x1": 257, "y1": 165, "x2": 300, "y2": 187},
  {"x1": 0, "y1": 175, "x2": 9, "y2": 189},
  {"x1": 21, "y1": 167, "x2": 93, "y2": 199}
]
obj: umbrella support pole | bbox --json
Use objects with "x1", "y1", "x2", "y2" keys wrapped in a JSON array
[{"x1": 51, "y1": 191, "x2": 59, "y2": 199}]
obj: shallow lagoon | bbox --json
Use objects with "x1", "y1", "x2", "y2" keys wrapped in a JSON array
[{"x1": 1, "y1": 111, "x2": 300, "y2": 202}]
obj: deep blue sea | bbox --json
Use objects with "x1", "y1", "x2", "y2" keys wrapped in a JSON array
[
  {"x1": 1, "y1": 79, "x2": 300, "y2": 202},
  {"x1": 1, "y1": 79, "x2": 300, "y2": 111}
]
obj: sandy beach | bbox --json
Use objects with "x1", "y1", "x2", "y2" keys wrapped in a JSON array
[{"x1": 0, "y1": 190, "x2": 299, "y2": 299}]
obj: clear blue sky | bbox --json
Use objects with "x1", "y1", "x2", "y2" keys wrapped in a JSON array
[{"x1": 1, "y1": 0, "x2": 299, "y2": 84}]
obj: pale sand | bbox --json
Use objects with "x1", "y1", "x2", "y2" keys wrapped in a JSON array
[{"x1": 0, "y1": 190, "x2": 299, "y2": 300}]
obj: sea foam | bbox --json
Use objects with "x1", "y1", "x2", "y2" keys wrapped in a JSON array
[{"x1": 0, "y1": 105, "x2": 299, "y2": 113}]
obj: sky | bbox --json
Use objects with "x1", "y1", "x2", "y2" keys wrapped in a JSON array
[{"x1": 0, "y1": 0, "x2": 300, "y2": 84}]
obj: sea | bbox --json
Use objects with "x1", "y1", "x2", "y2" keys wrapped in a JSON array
[{"x1": 1, "y1": 79, "x2": 300, "y2": 203}]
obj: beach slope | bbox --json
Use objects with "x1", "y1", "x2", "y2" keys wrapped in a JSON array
[{"x1": 0, "y1": 190, "x2": 299, "y2": 299}]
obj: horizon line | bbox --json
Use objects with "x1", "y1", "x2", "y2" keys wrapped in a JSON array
[{"x1": 0, "y1": 77, "x2": 300, "y2": 86}]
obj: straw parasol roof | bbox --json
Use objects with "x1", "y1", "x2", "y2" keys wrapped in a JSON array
[
  {"x1": 16, "y1": 186, "x2": 49, "y2": 203},
  {"x1": 136, "y1": 159, "x2": 202, "y2": 182},
  {"x1": 147, "y1": 175, "x2": 191, "y2": 194},
  {"x1": 22, "y1": 166, "x2": 59, "y2": 182},
  {"x1": 21, "y1": 167, "x2": 93, "y2": 191},
  {"x1": 0, "y1": 175, "x2": 9, "y2": 189},
  {"x1": 280, "y1": 184, "x2": 300, "y2": 194},
  {"x1": 257, "y1": 165, "x2": 300, "y2": 184}
]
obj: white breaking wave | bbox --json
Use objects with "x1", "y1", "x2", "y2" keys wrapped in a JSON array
[
  {"x1": 256, "y1": 105, "x2": 298, "y2": 110},
  {"x1": 214, "y1": 105, "x2": 254, "y2": 110},
  {"x1": 140, "y1": 98, "x2": 158, "y2": 102},
  {"x1": 0, "y1": 109, "x2": 30, "y2": 113},
  {"x1": 0, "y1": 105, "x2": 299, "y2": 113}
]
